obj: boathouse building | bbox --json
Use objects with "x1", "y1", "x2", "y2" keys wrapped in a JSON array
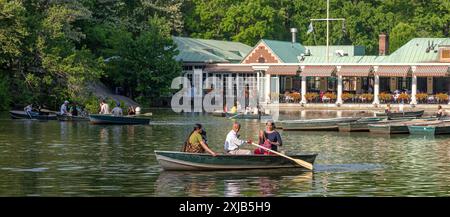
[{"x1": 173, "y1": 34, "x2": 450, "y2": 106}]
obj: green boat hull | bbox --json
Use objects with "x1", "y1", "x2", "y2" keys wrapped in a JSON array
[
  {"x1": 408, "y1": 124, "x2": 450, "y2": 135},
  {"x1": 10, "y1": 110, "x2": 57, "y2": 120},
  {"x1": 57, "y1": 114, "x2": 89, "y2": 121},
  {"x1": 282, "y1": 117, "x2": 360, "y2": 131},
  {"x1": 338, "y1": 117, "x2": 385, "y2": 132},
  {"x1": 89, "y1": 114, "x2": 150, "y2": 125},
  {"x1": 155, "y1": 151, "x2": 317, "y2": 171}
]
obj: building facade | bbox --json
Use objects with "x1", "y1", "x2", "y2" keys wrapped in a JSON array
[{"x1": 174, "y1": 35, "x2": 450, "y2": 106}]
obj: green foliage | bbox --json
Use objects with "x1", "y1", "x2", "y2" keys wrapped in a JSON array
[
  {"x1": 390, "y1": 22, "x2": 416, "y2": 53},
  {"x1": 0, "y1": 73, "x2": 11, "y2": 110}
]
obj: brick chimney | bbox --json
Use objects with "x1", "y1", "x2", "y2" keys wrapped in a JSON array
[{"x1": 379, "y1": 33, "x2": 389, "y2": 56}]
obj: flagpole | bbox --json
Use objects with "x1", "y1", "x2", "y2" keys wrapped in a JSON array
[{"x1": 326, "y1": 0, "x2": 329, "y2": 63}]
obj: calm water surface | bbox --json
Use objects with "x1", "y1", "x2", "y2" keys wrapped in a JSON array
[{"x1": 1, "y1": 109, "x2": 450, "y2": 196}]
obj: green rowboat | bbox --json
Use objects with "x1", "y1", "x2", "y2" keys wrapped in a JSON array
[
  {"x1": 338, "y1": 117, "x2": 385, "y2": 132},
  {"x1": 408, "y1": 123, "x2": 450, "y2": 135},
  {"x1": 56, "y1": 114, "x2": 89, "y2": 121},
  {"x1": 282, "y1": 117, "x2": 360, "y2": 131},
  {"x1": 155, "y1": 151, "x2": 317, "y2": 171},
  {"x1": 89, "y1": 114, "x2": 150, "y2": 125}
]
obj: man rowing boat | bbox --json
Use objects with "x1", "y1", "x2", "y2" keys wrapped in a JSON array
[
  {"x1": 60, "y1": 101, "x2": 70, "y2": 116},
  {"x1": 224, "y1": 122, "x2": 252, "y2": 155}
]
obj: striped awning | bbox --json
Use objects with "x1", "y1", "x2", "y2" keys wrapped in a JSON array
[
  {"x1": 266, "y1": 66, "x2": 299, "y2": 75},
  {"x1": 301, "y1": 66, "x2": 336, "y2": 77},
  {"x1": 205, "y1": 65, "x2": 254, "y2": 73},
  {"x1": 413, "y1": 66, "x2": 449, "y2": 77},
  {"x1": 337, "y1": 66, "x2": 372, "y2": 77},
  {"x1": 375, "y1": 66, "x2": 410, "y2": 77}
]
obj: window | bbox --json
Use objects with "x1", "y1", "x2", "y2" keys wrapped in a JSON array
[
  {"x1": 440, "y1": 48, "x2": 450, "y2": 62},
  {"x1": 307, "y1": 77, "x2": 321, "y2": 91},
  {"x1": 397, "y1": 77, "x2": 411, "y2": 91},
  {"x1": 258, "y1": 57, "x2": 265, "y2": 63}
]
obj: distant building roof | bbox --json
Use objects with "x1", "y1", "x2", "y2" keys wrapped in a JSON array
[
  {"x1": 173, "y1": 36, "x2": 252, "y2": 64},
  {"x1": 304, "y1": 45, "x2": 365, "y2": 57},
  {"x1": 260, "y1": 39, "x2": 306, "y2": 63},
  {"x1": 379, "y1": 38, "x2": 450, "y2": 63}
]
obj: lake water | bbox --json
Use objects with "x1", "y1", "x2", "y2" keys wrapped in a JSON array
[{"x1": 1, "y1": 109, "x2": 450, "y2": 196}]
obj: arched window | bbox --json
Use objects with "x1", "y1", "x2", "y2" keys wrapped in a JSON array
[{"x1": 258, "y1": 57, "x2": 265, "y2": 63}]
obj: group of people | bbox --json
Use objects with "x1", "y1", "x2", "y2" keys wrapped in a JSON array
[
  {"x1": 385, "y1": 103, "x2": 447, "y2": 118},
  {"x1": 59, "y1": 101, "x2": 85, "y2": 116},
  {"x1": 182, "y1": 121, "x2": 282, "y2": 156},
  {"x1": 226, "y1": 102, "x2": 260, "y2": 115},
  {"x1": 99, "y1": 100, "x2": 137, "y2": 116}
]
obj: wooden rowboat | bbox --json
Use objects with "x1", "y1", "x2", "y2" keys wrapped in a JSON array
[
  {"x1": 338, "y1": 117, "x2": 385, "y2": 132},
  {"x1": 56, "y1": 114, "x2": 89, "y2": 121},
  {"x1": 282, "y1": 117, "x2": 360, "y2": 131},
  {"x1": 229, "y1": 113, "x2": 272, "y2": 120},
  {"x1": 10, "y1": 110, "x2": 57, "y2": 120},
  {"x1": 375, "y1": 110, "x2": 425, "y2": 119},
  {"x1": 408, "y1": 123, "x2": 450, "y2": 135},
  {"x1": 89, "y1": 114, "x2": 150, "y2": 125},
  {"x1": 154, "y1": 151, "x2": 317, "y2": 171},
  {"x1": 368, "y1": 119, "x2": 440, "y2": 134}
]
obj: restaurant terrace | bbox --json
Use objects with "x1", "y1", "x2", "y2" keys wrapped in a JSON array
[{"x1": 174, "y1": 34, "x2": 450, "y2": 106}]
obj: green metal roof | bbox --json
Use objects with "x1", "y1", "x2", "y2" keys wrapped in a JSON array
[
  {"x1": 173, "y1": 36, "x2": 252, "y2": 63},
  {"x1": 260, "y1": 39, "x2": 306, "y2": 63},
  {"x1": 301, "y1": 56, "x2": 382, "y2": 64},
  {"x1": 304, "y1": 45, "x2": 365, "y2": 57},
  {"x1": 380, "y1": 38, "x2": 450, "y2": 63}
]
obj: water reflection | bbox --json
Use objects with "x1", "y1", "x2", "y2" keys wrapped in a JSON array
[
  {"x1": 2, "y1": 110, "x2": 450, "y2": 196},
  {"x1": 155, "y1": 170, "x2": 313, "y2": 197}
]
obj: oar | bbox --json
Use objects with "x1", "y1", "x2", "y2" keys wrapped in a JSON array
[
  {"x1": 250, "y1": 142, "x2": 313, "y2": 170},
  {"x1": 228, "y1": 113, "x2": 240, "y2": 119}
]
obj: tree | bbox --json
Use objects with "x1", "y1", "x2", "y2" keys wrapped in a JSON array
[{"x1": 390, "y1": 22, "x2": 416, "y2": 53}]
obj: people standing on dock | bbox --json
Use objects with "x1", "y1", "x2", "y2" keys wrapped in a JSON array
[
  {"x1": 111, "y1": 102, "x2": 123, "y2": 116},
  {"x1": 127, "y1": 106, "x2": 136, "y2": 115},
  {"x1": 24, "y1": 104, "x2": 33, "y2": 113},
  {"x1": 385, "y1": 104, "x2": 391, "y2": 113},
  {"x1": 224, "y1": 122, "x2": 252, "y2": 155},
  {"x1": 436, "y1": 105, "x2": 446, "y2": 118},
  {"x1": 183, "y1": 123, "x2": 217, "y2": 156},
  {"x1": 60, "y1": 101, "x2": 70, "y2": 116},
  {"x1": 70, "y1": 102, "x2": 79, "y2": 116},
  {"x1": 255, "y1": 121, "x2": 282, "y2": 155},
  {"x1": 99, "y1": 100, "x2": 110, "y2": 114}
]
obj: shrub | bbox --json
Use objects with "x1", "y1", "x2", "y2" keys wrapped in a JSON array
[
  {"x1": 415, "y1": 93, "x2": 428, "y2": 102},
  {"x1": 324, "y1": 92, "x2": 336, "y2": 100},
  {"x1": 378, "y1": 92, "x2": 392, "y2": 102},
  {"x1": 289, "y1": 92, "x2": 301, "y2": 102},
  {"x1": 305, "y1": 92, "x2": 319, "y2": 102},
  {"x1": 342, "y1": 92, "x2": 353, "y2": 101},
  {"x1": 361, "y1": 93, "x2": 374, "y2": 102},
  {"x1": 435, "y1": 93, "x2": 449, "y2": 102},
  {"x1": 0, "y1": 75, "x2": 11, "y2": 111},
  {"x1": 398, "y1": 93, "x2": 410, "y2": 102}
]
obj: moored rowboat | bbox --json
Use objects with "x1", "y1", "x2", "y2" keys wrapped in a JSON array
[
  {"x1": 10, "y1": 110, "x2": 57, "y2": 120},
  {"x1": 368, "y1": 119, "x2": 440, "y2": 134},
  {"x1": 375, "y1": 110, "x2": 425, "y2": 119},
  {"x1": 338, "y1": 117, "x2": 385, "y2": 132},
  {"x1": 155, "y1": 151, "x2": 317, "y2": 171},
  {"x1": 89, "y1": 114, "x2": 150, "y2": 125},
  {"x1": 56, "y1": 114, "x2": 89, "y2": 121},
  {"x1": 282, "y1": 117, "x2": 360, "y2": 131},
  {"x1": 408, "y1": 123, "x2": 450, "y2": 135}
]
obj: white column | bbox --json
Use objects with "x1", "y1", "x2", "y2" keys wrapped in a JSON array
[
  {"x1": 301, "y1": 76, "x2": 307, "y2": 104},
  {"x1": 373, "y1": 75, "x2": 380, "y2": 105},
  {"x1": 264, "y1": 73, "x2": 271, "y2": 103},
  {"x1": 411, "y1": 76, "x2": 417, "y2": 105},
  {"x1": 336, "y1": 75, "x2": 343, "y2": 105}
]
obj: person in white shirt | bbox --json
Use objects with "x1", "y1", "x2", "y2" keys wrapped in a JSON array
[
  {"x1": 24, "y1": 104, "x2": 33, "y2": 113},
  {"x1": 99, "y1": 100, "x2": 110, "y2": 114},
  {"x1": 60, "y1": 101, "x2": 70, "y2": 115},
  {"x1": 111, "y1": 102, "x2": 123, "y2": 116},
  {"x1": 224, "y1": 122, "x2": 252, "y2": 155}
]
